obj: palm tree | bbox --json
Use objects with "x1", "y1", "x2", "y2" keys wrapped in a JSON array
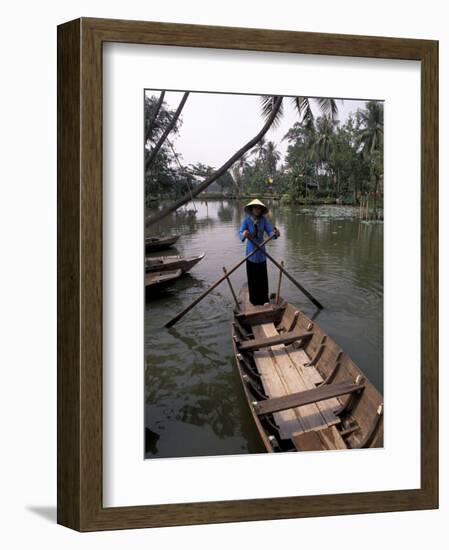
[
  {"x1": 230, "y1": 153, "x2": 250, "y2": 194},
  {"x1": 260, "y1": 95, "x2": 339, "y2": 136},
  {"x1": 146, "y1": 96, "x2": 284, "y2": 226},
  {"x1": 251, "y1": 137, "x2": 268, "y2": 164},
  {"x1": 358, "y1": 101, "x2": 383, "y2": 156},
  {"x1": 313, "y1": 115, "x2": 337, "y2": 192},
  {"x1": 262, "y1": 95, "x2": 339, "y2": 195},
  {"x1": 265, "y1": 141, "x2": 281, "y2": 177},
  {"x1": 358, "y1": 101, "x2": 384, "y2": 218},
  {"x1": 145, "y1": 90, "x2": 165, "y2": 143},
  {"x1": 145, "y1": 92, "x2": 189, "y2": 171},
  {"x1": 146, "y1": 95, "x2": 340, "y2": 227}
]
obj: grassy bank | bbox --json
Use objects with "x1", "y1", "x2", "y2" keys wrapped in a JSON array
[{"x1": 147, "y1": 193, "x2": 375, "y2": 206}]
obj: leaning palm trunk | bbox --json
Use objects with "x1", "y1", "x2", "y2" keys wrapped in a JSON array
[
  {"x1": 146, "y1": 96, "x2": 284, "y2": 227},
  {"x1": 145, "y1": 92, "x2": 189, "y2": 171},
  {"x1": 145, "y1": 90, "x2": 166, "y2": 143}
]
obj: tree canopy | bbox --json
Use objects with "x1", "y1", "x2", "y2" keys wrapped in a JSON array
[{"x1": 144, "y1": 93, "x2": 383, "y2": 212}]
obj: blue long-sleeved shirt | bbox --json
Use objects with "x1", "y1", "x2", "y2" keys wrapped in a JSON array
[{"x1": 239, "y1": 215, "x2": 277, "y2": 263}]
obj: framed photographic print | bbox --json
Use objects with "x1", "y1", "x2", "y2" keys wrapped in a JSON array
[{"x1": 57, "y1": 17, "x2": 438, "y2": 531}]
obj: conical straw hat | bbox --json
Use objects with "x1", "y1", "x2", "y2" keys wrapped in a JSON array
[{"x1": 244, "y1": 198, "x2": 268, "y2": 215}]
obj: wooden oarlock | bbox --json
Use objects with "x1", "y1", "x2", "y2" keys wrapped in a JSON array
[{"x1": 276, "y1": 260, "x2": 284, "y2": 305}]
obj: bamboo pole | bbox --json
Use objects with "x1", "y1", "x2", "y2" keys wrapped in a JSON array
[{"x1": 165, "y1": 234, "x2": 276, "y2": 328}]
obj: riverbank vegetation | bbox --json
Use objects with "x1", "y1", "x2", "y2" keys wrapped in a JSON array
[{"x1": 145, "y1": 93, "x2": 383, "y2": 223}]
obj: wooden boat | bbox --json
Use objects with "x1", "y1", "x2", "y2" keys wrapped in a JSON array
[
  {"x1": 232, "y1": 286, "x2": 383, "y2": 453},
  {"x1": 145, "y1": 234, "x2": 180, "y2": 253},
  {"x1": 145, "y1": 252, "x2": 205, "y2": 274},
  {"x1": 145, "y1": 269, "x2": 183, "y2": 290}
]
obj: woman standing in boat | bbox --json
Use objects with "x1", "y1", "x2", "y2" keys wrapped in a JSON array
[{"x1": 239, "y1": 199, "x2": 280, "y2": 306}]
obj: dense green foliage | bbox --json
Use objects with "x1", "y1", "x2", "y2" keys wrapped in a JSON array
[
  {"x1": 145, "y1": 93, "x2": 383, "y2": 208},
  {"x1": 144, "y1": 94, "x2": 195, "y2": 205},
  {"x1": 277, "y1": 102, "x2": 383, "y2": 206}
]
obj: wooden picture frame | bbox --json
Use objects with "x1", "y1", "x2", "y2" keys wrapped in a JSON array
[{"x1": 57, "y1": 17, "x2": 438, "y2": 531}]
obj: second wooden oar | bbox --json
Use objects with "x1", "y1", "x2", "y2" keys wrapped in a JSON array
[
  {"x1": 247, "y1": 235, "x2": 324, "y2": 310},
  {"x1": 165, "y1": 234, "x2": 276, "y2": 328}
]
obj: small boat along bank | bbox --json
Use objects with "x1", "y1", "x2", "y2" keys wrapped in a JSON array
[
  {"x1": 145, "y1": 269, "x2": 183, "y2": 290},
  {"x1": 145, "y1": 234, "x2": 180, "y2": 253},
  {"x1": 145, "y1": 252, "x2": 205, "y2": 274}
]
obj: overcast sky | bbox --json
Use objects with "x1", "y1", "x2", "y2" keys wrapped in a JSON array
[{"x1": 145, "y1": 90, "x2": 368, "y2": 169}]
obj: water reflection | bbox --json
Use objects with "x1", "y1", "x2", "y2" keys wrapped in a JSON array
[{"x1": 144, "y1": 200, "x2": 383, "y2": 458}]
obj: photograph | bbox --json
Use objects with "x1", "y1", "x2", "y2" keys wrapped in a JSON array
[
  {"x1": 54, "y1": 13, "x2": 438, "y2": 533},
  {"x1": 144, "y1": 89, "x2": 384, "y2": 459}
]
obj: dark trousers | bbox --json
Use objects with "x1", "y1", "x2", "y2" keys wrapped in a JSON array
[{"x1": 246, "y1": 260, "x2": 269, "y2": 305}]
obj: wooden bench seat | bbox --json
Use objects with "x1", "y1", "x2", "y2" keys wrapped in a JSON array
[
  {"x1": 235, "y1": 305, "x2": 285, "y2": 326},
  {"x1": 253, "y1": 381, "x2": 365, "y2": 415},
  {"x1": 237, "y1": 330, "x2": 313, "y2": 352}
]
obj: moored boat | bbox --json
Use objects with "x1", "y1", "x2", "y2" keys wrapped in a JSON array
[
  {"x1": 232, "y1": 286, "x2": 383, "y2": 453},
  {"x1": 145, "y1": 269, "x2": 183, "y2": 291},
  {"x1": 145, "y1": 234, "x2": 180, "y2": 253},
  {"x1": 145, "y1": 252, "x2": 205, "y2": 274}
]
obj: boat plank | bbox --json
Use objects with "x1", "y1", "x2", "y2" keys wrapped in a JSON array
[
  {"x1": 292, "y1": 426, "x2": 347, "y2": 451},
  {"x1": 256, "y1": 326, "x2": 341, "y2": 429},
  {"x1": 285, "y1": 346, "x2": 342, "y2": 423},
  {"x1": 255, "y1": 324, "x2": 327, "y2": 433},
  {"x1": 252, "y1": 324, "x2": 311, "y2": 437},
  {"x1": 286, "y1": 346, "x2": 322, "y2": 384},
  {"x1": 252, "y1": 323, "x2": 340, "y2": 437},
  {"x1": 277, "y1": 350, "x2": 340, "y2": 428},
  {"x1": 253, "y1": 347, "x2": 307, "y2": 437}
]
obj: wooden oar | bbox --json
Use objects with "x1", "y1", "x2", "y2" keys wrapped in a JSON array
[
  {"x1": 246, "y1": 235, "x2": 324, "y2": 310},
  {"x1": 165, "y1": 234, "x2": 276, "y2": 328}
]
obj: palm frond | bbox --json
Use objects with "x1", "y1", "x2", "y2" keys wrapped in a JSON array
[
  {"x1": 260, "y1": 96, "x2": 284, "y2": 128},
  {"x1": 316, "y1": 98, "x2": 340, "y2": 122},
  {"x1": 292, "y1": 96, "x2": 315, "y2": 130}
]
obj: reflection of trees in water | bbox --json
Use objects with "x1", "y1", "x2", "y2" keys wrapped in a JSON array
[
  {"x1": 148, "y1": 199, "x2": 284, "y2": 236},
  {"x1": 146, "y1": 207, "x2": 220, "y2": 236},
  {"x1": 176, "y1": 372, "x2": 241, "y2": 439},
  {"x1": 145, "y1": 358, "x2": 242, "y2": 439},
  {"x1": 145, "y1": 318, "x2": 245, "y2": 440},
  {"x1": 352, "y1": 222, "x2": 383, "y2": 287},
  {"x1": 217, "y1": 201, "x2": 233, "y2": 223},
  {"x1": 144, "y1": 200, "x2": 383, "y2": 453},
  {"x1": 276, "y1": 207, "x2": 382, "y2": 287}
]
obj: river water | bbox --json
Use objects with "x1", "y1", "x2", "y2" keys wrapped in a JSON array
[{"x1": 145, "y1": 200, "x2": 383, "y2": 459}]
